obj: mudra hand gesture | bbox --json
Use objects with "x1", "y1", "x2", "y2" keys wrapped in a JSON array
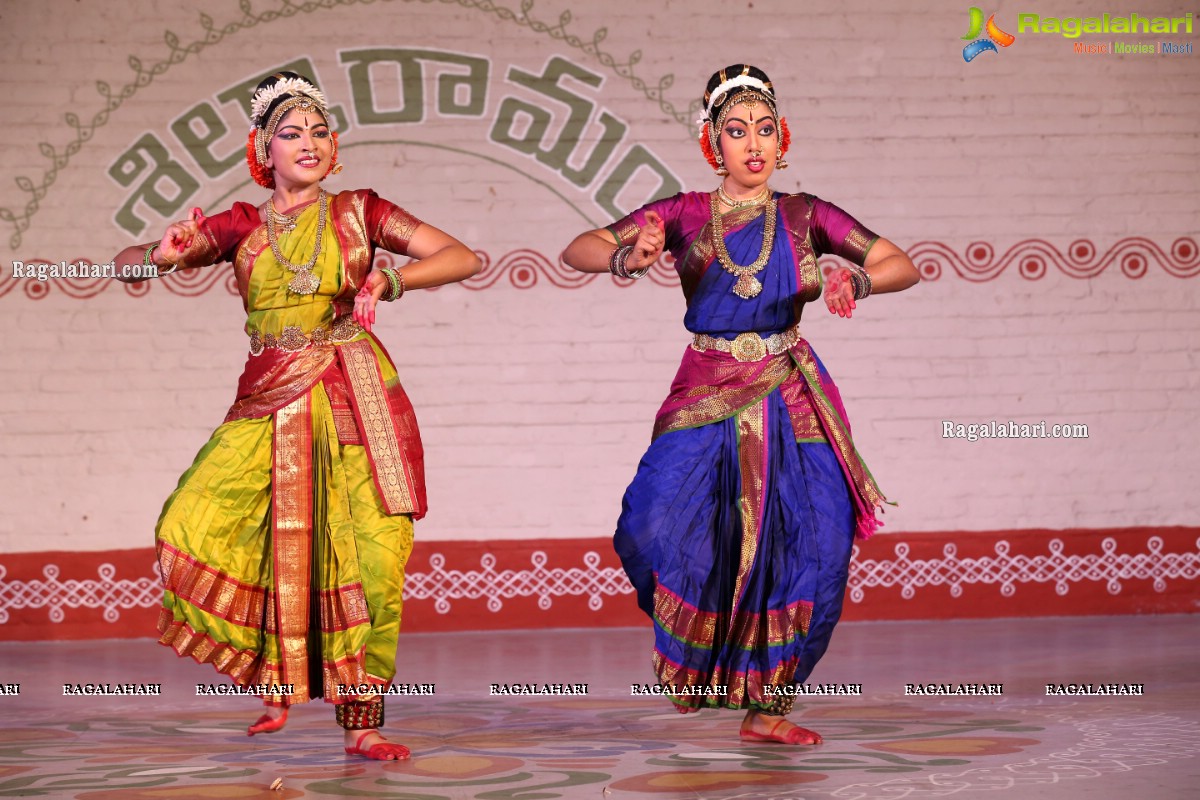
[
  {"x1": 630, "y1": 210, "x2": 665, "y2": 271},
  {"x1": 824, "y1": 267, "x2": 857, "y2": 319},
  {"x1": 156, "y1": 207, "x2": 207, "y2": 270},
  {"x1": 354, "y1": 270, "x2": 389, "y2": 332}
]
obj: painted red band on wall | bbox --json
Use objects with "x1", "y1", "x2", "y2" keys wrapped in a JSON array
[{"x1": 0, "y1": 527, "x2": 1196, "y2": 641}]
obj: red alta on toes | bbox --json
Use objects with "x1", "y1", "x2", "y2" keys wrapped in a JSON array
[
  {"x1": 247, "y1": 707, "x2": 288, "y2": 736},
  {"x1": 345, "y1": 731, "x2": 411, "y2": 760},
  {"x1": 739, "y1": 718, "x2": 823, "y2": 745}
]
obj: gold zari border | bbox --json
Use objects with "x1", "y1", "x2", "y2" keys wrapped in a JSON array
[
  {"x1": 842, "y1": 225, "x2": 878, "y2": 265},
  {"x1": 732, "y1": 399, "x2": 767, "y2": 613},
  {"x1": 608, "y1": 218, "x2": 641, "y2": 247},
  {"x1": 272, "y1": 393, "x2": 314, "y2": 703},
  {"x1": 375, "y1": 206, "x2": 420, "y2": 253},
  {"x1": 158, "y1": 610, "x2": 291, "y2": 704},
  {"x1": 233, "y1": 227, "x2": 268, "y2": 307},
  {"x1": 330, "y1": 192, "x2": 369, "y2": 299},
  {"x1": 158, "y1": 543, "x2": 267, "y2": 628},
  {"x1": 653, "y1": 355, "x2": 792, "y2": 439},
  {"x1": 779, "y1": 372, "x2": 824, "y2": 440},
  {"x1": 652, "y1": 651, "x2": 799, "y2": 711},
  {"x1": 176, "y1": 225, "x2": 221, "y2": 272},
  {"x1": 793, "y1": 345, "x2": 887, "y2": 511},
  {"x1": 652, "y1": 587, "x2": 812, "y2": 651},
  {"x1": 340, "y1": 339, "x2": 414, "y2": 514}
]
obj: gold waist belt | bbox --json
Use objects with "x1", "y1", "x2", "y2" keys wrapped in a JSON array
[
  {"x1": 691, "y1": 324, "x2": 801, "y2": 363},
  {"x1": 248, "y1": 316, "x2": 364, "y2": 356}
]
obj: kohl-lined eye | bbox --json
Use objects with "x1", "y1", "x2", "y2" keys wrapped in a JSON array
[{"x1": 725, "y1": 126, "x2": 747, "y2": 139}]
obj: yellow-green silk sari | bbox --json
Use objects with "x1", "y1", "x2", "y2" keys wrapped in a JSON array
[{"x1": 156, "y1": 192, "x2": 422, "y2": 706}]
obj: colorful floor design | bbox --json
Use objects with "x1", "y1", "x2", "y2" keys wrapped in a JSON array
[{"x1": 2, "y1": 616, "x2": 1198, "y2": 799}]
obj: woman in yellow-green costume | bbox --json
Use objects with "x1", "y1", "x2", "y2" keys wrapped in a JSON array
[{"x1": 113, "y1": 72, "x2": 481, "y2": 760}]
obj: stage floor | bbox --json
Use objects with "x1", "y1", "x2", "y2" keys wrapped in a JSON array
[{"x1": 2, "y1": 615, "x2": 1197, "y2": 799}]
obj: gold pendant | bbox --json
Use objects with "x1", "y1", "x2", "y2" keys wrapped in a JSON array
[
  {"x1": 288, "y1": 270, "x2": 321, "y2": 295},
  {"x1": 733, "y1": 274, "x2": 762, "y2": 299}
]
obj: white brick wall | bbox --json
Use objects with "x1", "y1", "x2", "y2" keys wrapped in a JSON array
[{"x1": 1, "y1": 0, "x2": 1197, "y2": 553}]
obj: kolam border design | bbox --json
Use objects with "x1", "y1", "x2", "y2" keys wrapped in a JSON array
[
  {"x1": 3, "y1": 237, "x2": 1197, "y2": 301},
  {"x1": 0, "y1": 527, "x2": 1195, "y2": 640},
  {"x1": 850, "y1": 535, "x2": 1200, "y2": 602}
]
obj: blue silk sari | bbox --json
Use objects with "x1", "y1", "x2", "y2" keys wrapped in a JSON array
[{"x1": 609, "y1": 191, "x2": 885, "y2": 712}]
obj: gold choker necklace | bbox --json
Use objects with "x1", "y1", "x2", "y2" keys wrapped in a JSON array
[
  {"x1": 267, "y1": 201, "x2": 302, "y2": 232},
  {"x1": 716, "y1": 184, "x2": 770, "y2": 209}
]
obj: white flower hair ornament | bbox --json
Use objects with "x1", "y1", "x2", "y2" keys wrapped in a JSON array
[{"x1": 250, "y1": 77, "x2": 330, "y2": 129}]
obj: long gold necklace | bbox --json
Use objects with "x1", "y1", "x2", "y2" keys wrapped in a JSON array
[
  {"x1": 710, "y1": 192, "x2": 777, "y2": 299},
  {"x1": 266, "y1": 190, "x2": 327, "y2": 295},
  {"x1": 717, "y1": 184, "x2": 770, "y2": 209}
]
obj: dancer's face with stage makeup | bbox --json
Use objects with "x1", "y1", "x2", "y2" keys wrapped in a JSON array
[
  {"x1": 718, "y1": 100, "x2": 779, "y2": 195},
  {"x1": 265, "y1": 108, "x2": 332, "y2": 192}
]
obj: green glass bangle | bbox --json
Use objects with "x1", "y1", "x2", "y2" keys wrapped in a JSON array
[{"x1": 380, "y1": 268, "x2": 399, "y2": 302}]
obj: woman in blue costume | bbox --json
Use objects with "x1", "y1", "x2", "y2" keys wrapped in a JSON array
[{"x1": 562, "y1": 65, "x2": 919, "y2": 745}]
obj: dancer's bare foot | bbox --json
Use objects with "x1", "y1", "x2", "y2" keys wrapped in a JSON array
[
  {"x1": 739, "y1": 709, "x2": 822, "y2": 745},
  {"x1": 343, "y1": 728, "x2": 410, "y2": 760},
  {"x1": 247, "y1": 705, "x2": 288, "y2": 736}
]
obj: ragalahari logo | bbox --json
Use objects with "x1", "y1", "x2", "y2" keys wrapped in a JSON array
[{"x1": 962, "y1": 7, "x2": 1016, "y2": 61}]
